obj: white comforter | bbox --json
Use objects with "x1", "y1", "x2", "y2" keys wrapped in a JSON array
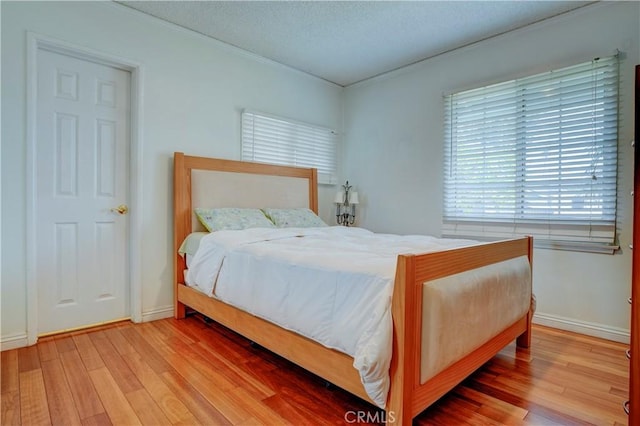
[{"x1": 185, "y1": 226, "x2": 477, "y2": 407}]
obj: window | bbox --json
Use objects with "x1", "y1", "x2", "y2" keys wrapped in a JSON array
[
  {"x1": 241, "y1": 110, "x2": 338, "y2": 185},
  {"x1": 443, "y1": 56, "x2": 619, "y2": 252}
]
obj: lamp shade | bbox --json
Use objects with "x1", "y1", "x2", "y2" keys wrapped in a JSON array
[
  {"x1": 334, "y1": 191, "x2": 345, "y2": 204},
  {"x1": 348, "y1": 191, "x2": 359, "y2": 205}
]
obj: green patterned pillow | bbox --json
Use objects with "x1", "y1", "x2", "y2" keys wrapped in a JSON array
[
  {"x1": 261, "y1": 208, "x2": 327, "y2": 228},
  {"x1": 194, "y1": 208, "x2": 275, "y2": 232}
]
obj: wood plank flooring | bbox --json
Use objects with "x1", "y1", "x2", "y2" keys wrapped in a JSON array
[{"x1": 0, "y1": 316, "x2": 630, "y2": 425}]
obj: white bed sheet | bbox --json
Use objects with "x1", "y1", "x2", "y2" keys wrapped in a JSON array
[{"x1": 185, "y1": 226, "x2": 491, "y2": 407}]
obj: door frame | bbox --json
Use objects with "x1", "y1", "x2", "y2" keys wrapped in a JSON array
[{"x1": 25, "y1": 32, "x2": 144, "y2": 345}]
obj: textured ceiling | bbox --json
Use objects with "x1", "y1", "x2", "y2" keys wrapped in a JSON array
[{"x1": 119, "y1": 1, "x2": 594, "y2": 87}]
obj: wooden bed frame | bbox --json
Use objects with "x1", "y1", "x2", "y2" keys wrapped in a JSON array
[{"x1": 173, "y1": 152, "x2": 533, "y2": 425}]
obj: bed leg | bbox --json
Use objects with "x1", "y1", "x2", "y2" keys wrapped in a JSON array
[
  {"x1": 516, "y1": 297, "x2": 535, "y2": 348},
  {"x1": 175, "y1": 299, "x2": 186, "y2": 319},
  {"x1": 516, "y1": 311, "x2": 532, "y2": 348},
  {"x1": 517, "y1": 237, "x2": 534, "y2": 348}
]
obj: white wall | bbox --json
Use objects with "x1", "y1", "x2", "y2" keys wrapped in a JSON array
[
  {"x1": 1, "y1": 2, "x2": 342, "y2": 347},
  {"x1": 343, "y1": 2, "x2": 640, "y2": 342},
  {"x1": 3, "y1": 1, "x2": 637, "y2": 349}
]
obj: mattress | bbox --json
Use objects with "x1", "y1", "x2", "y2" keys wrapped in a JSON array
[{"x1": 184, "y1": 226, "x2": 531, "y2": 407}]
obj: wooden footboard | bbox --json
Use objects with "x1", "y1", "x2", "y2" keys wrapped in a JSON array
[
  {"x1": 173, "y1": 152, "x2": 534, "y2": 425},
  {"x1": 388, "y1": 236, "x2": 533, "y2": 425}
]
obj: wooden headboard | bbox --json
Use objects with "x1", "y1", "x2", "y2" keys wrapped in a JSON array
[{"x1": 173, "y1": 152, "x2": 318, "y2": 292}]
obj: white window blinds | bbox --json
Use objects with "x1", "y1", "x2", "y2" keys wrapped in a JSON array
[
  {"x1": 241, "y1": 111, "x2": 338, "y2": 184},
  {"x1": 443, "y1": 56, "x2": 619, "y2": 251}
]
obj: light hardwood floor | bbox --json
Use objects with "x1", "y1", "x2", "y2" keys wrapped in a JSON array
[{"x1": 0, "y1": 316, "x2": 630, "y2": 425}]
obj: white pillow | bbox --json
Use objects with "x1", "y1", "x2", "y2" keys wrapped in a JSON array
[{"x1": 178, "y1": 232, "x2": 208, "y2": 256}]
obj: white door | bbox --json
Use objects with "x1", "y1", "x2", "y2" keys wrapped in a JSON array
[{"x1": 36, "y1": 49, "x2": 131, "y2": 335}]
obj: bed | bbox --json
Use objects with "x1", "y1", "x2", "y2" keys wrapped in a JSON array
[{"x1": 173, "y1": 152, "x2": 533, "y2": 425}]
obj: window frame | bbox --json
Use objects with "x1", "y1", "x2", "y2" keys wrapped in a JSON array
[
  {"x1": 241, "y1": 110, "x2": 338, "y2": 185},
  {"x1": 442, "y1": 56, "x2": 619, "y2": 253}
]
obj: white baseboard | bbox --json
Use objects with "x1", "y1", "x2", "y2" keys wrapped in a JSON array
[
  {"x1": 141, "y1": 305, "x2": 174, "y2": 323},
  {"x1": 3, "y1": 309, "x2": 628, "y2": 350},
  {"x1": 1, "y1": 306, "x2": 173, "y2": 351},
  {"x1": 533, "y1": 312, "x2": 630, "y2": 344},
  {"x1": 1, "y1": 332, "x2": 29, "y2": 351}
]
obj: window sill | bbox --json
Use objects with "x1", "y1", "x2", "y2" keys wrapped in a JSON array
[
  {"x1": 442, "y1": 232, "x2": 619, "y2": 254},
  {"x1": 533, "y1": 240, "x2": 620, "y2": 254}
]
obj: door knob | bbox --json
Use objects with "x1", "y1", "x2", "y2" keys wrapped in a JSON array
[{"x1": 111, "y1": 204, "x2": 129, "y2": 215}]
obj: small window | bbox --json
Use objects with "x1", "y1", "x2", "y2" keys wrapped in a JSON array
[
  {"x1": 241, "y1": 110, "x2": 338, "y2": 185},
  {"x1": 443, "y1": 56, "x2": 619, "y2": 252}
]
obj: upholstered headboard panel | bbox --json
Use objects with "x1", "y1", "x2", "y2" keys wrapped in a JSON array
[
  {"x1": 190, "y1": 169, "x2": 311, "y2": 231},
  {"x1": 173, "y1": 152, "x2": 318, "y2": 238}
]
